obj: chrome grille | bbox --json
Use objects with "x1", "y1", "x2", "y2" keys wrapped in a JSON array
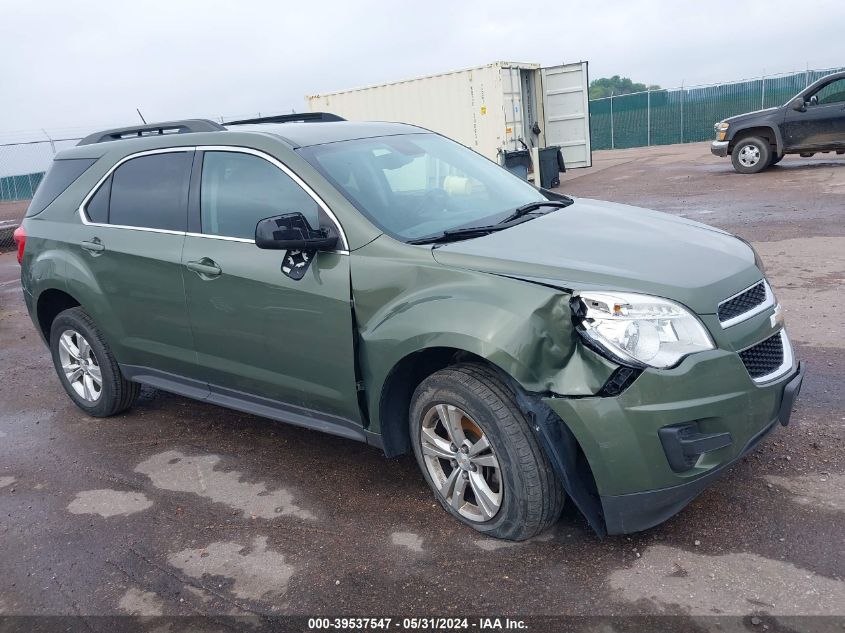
[{"x1": 718, "y1": 281, "x2": 767, "y2": 323}]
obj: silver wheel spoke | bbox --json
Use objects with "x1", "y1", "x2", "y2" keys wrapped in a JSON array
[
  {"x1": 77, "y1": 337, "x2": 90, "y2": 359},
  {"x1": 468, "y1": 435, "x2": 490, "y2": 457},
  {"x1": 468, "y1": 436, "x2": 499, "y2": 467},
  {"x1": 82, "y1": 375, "x2": 93, "y2": 401},
  {"x1": 87, "y1": 364, "x2": 102, "y2": 385},
  {"x1": 470, "y1": 454, "x2": 499, "y2": 468},
  {"x1": 60, "y1": 334, "x2": 80, "y2": 360},
  {"x1": 421, "y1": 427, "x2": 455, "y2": 460},
  {"x1": 469, "y1": 470, "x2": 500, "y2": 520},
  {"x1": 86, "y1": 374, "x2": 100, "y2": 395},
  {"x1": 440, "y1": 468, "x2": 460, "y2": 498},
  {"x1": 450, "y1": 474, "x2": 467, "y2": 510},
  {"x1": 436, "y1": 404, "x2": 466, "y2": 446}
]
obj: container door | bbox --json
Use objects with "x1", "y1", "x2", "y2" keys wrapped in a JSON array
[
  {"x1": 541, "y1": 62, "x2": 592, "y2": 168},
  {"x1": 501, "y1": 67, "x2": 526, "y2": 153}
]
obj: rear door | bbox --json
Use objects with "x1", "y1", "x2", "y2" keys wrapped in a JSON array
[
  {"x1": 541, "y1": 61, "x2": 592, "y2": 168},
  {"x1": 180, "y1": 147, "x2": 361, "y2": 425},
  {"x1": 71, "y1": 149, "x2": 198, "y2": 378}
]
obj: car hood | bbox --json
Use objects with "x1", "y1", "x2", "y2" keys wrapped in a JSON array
[
  {"x1": 721, "y1": 106, "x2": 782, "y2": 126},
  {"x1": 431, "y1": 198, "x2": 761, "y2": 315}
]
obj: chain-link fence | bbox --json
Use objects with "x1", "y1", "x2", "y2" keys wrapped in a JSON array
[
  {"x1": 589, "y1": 66, "x2": 845, "y2": 150},
  {"x1": 0, "y1": 137, "x2": 81, "y2": 251}
]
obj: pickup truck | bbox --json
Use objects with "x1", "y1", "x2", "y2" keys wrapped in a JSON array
[{"x1": 712, "y1": 70, "x2": 845, "y2": 173}]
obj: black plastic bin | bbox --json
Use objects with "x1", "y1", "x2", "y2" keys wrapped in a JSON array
[
  {"x1": 501, "y1": 149, "x2": 531, "y2": 180},
  {"x1": 538, "y1": 146, "x2": 565, "y2": 188}
]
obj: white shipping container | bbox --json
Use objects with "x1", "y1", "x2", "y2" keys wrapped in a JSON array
[{"x1": 306, "y1": 61, "x2": 592, "y2": 170}]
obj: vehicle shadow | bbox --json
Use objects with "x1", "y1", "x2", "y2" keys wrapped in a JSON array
[{"x1": 706, "y1": 157, "x2": 845, "y2": 175}]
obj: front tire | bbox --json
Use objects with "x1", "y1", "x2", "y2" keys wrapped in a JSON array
[
  {"x1": 410, "y1": 363, "x2": 565, "y2": 541},
  {"x1": 49, "y1": 307, "x2": 139, "y2": 417},
  {"x1": 731, "y1": 136, "x2": 771, "y2": 174}
]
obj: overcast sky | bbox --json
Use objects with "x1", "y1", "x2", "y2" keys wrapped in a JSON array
[{"x1": 1, "y1": 0, "x2": 843, "y2": 139}]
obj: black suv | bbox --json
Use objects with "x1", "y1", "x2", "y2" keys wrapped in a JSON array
[{"x1": 712, "y1": 71, "x2": 845, "y2": 173}]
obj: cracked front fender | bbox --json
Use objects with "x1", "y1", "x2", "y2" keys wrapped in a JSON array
[{"x1": 349, "y1": 236, "x2": 617, "y2": 434}]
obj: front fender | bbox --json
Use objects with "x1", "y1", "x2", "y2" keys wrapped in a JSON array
[
  {"x1": 350, "y1": 237, "x2": 617, "y2": 432},
  {"x1": 727, "y1": 122, "x2": 785, "y2": 155}
]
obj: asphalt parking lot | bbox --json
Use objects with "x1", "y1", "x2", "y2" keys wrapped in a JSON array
[{"x1": 1, "y1": 142, "x2": 843, "y2": 629}]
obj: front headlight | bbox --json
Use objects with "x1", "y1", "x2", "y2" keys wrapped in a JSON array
[
  {"x1": 572, "y1": 291, "x2": 715, "y2": 369},
  {"x1": 715, "y1": 121, "x2": 729, "y2": 140}
]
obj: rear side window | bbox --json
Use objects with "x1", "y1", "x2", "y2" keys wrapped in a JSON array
[
  {"x1": 106, "y1": 152, "x2": 192, "y2": 231},
  {"x1": 85, "y1": 176, "x2": 111, "y2": 224},
  {"x1": 200, "y1": 151, "x2": 321, "y2": 239},
  {"x1": 26, "y1": 158, "x2": 97, "y2": 217}
]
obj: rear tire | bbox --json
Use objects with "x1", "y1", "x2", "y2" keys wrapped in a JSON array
[
  {"x1": 49, "y1": 307, "x2": 139, "y2": 417},
  {"x1": 409, "y1": 363, "x2": 565, "y2": 541},
  {"x1": 731, "y1": 136, "x2": 771, "y2": 174}
]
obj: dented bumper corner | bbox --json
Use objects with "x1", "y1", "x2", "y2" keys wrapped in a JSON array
[{"x1": 539, "y1": 350, "x2": 803, "y2": 534}]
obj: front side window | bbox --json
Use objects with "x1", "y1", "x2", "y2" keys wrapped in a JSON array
[
  {"x1": 812, "y1": 78, "x2": 845, "y2": 105},
  {"x1": 91, "y1": 151, "x2": 192, "y2": 231},
  {"x1": 299, "y1": 133, "x2": 546, "y2": 241},
  {"x1": 200, "y1": 151, "x2": 321, "y2": 240}
]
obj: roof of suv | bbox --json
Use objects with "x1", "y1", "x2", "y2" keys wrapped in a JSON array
[
  {"x1": 243, "y1": 121, "x2": 426, "y2": 148},
  {"x1": 71, "y1": 117, "x2": 425, "y2": 152}
]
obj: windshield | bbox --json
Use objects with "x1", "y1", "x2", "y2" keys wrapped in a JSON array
[{"x1": 298, "y1": 133, "x2": 547, "y2": 241}]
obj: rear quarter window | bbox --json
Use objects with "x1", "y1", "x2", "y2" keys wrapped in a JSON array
[
  {"x1": 85, "y1": 175, "x2": 111, "y2": 224},
  {"x1": 26, "y1": 158, "x2": 97, "y2": 217}
]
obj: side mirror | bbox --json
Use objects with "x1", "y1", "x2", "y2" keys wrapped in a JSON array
[
  {"x1": 789, "y1": 97, "x2": 806, "y2": 112},
  {"x1": 255, "y1": 212, "x2": 338, "y2": 251}
]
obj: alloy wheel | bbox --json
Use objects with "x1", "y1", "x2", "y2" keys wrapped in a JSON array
[
  {"x1": 419, "y1": 403, "x2": 503, "y2": 522},
  {"x1": 58, "y1": 330, "x2": 102, "y2": 402},
  {"x1": 737, "y1": 144, "x2": 761, "y2": 167}
]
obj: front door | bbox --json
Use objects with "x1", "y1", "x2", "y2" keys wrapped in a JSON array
[
  {"x1": 181, "y1": 148, "x2": 361, "y2": 424},
  {"x1": 783, "y1": 77, "x2": 845, "y2": 150}
]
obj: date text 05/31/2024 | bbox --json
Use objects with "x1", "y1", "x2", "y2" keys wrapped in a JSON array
[{"x1": 307, "y1": 618, "x2": 528, "y2": 630}]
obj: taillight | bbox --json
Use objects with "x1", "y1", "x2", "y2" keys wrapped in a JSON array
[{"x1": 12, "y1": 225, "x2": 26, "y2": 265}]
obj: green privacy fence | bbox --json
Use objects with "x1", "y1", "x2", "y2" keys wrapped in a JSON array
[
  {"x1": 589, "y1": 67, "x2": 845, "y2": 150},
  {"x1": 0, "y1": 171, "x2": 44, "y2": 201},
  {"x1": 0, "y1": 137, "x2": 82, "y2": 202}
]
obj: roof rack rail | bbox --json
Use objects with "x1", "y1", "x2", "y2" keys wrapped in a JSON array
[
  {"x1": 77, "y1": 119, "x2": 226, "y2": 146},
  {"x1": 224, "y1": 112, "x2": 346, "y2": 126}
]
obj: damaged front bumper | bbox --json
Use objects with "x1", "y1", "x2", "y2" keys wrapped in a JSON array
[{"x1": 540, "y1": 349, "x2": 804, "y2": 535}]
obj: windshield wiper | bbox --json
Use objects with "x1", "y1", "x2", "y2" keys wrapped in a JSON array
[
  {"x1": 407, "y1": 225, "x2": 504, "y2": 245},
  {"x1": 408, "y1": 198, "x2": 574, "y2": 245},
  {"x1": 498, "y1": 199, "x2": 572, "y2": 225}
]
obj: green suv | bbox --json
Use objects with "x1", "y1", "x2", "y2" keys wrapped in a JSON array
[{"x1": 14, "y1": 114, "x2": 804, "y2": 540}]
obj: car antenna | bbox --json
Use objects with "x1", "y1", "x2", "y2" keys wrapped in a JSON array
[{"x1": 136, "y1": 108, "x2": 147, "y2": 124}]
